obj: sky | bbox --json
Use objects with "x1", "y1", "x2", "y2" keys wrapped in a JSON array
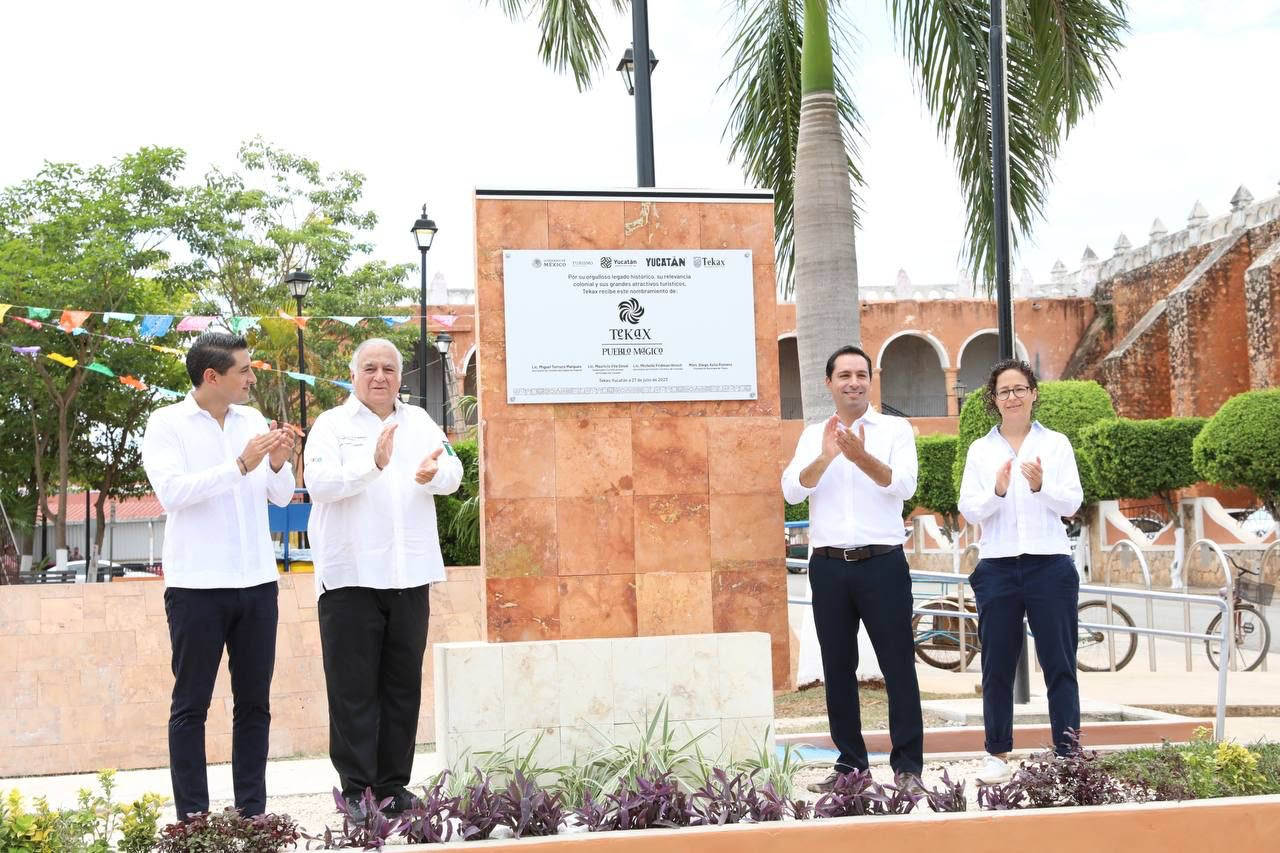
[{"x1": 1, "y1": 0, "x2": 1277, "y2": 297}]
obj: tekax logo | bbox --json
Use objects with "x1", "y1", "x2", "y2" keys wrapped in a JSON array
[{"x1": 617, "y1": 298, "x2": 645, "y2": 324}]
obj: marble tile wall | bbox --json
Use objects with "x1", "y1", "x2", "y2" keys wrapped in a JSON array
[
  {"x1": 475, "y1": 196, "x2": 792, "y2": 688},
  {"x1": 433, "y1": 632, "x2": 774, "y2": 769}
]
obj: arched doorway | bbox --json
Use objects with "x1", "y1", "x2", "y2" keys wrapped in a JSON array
[
  {"x1": 778, "y1": 336, "x2": 803, "y2": 421},
  {"x1": 957, "y1": 331, "x2": 1031, "y2": 404},
  {"x1": 878, "y1": 333, "x2": 948, "y2": 416}
]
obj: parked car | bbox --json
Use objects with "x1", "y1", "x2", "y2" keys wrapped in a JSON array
[{"x1": 61, "y1": 559, "x2": 158, "y2": 582}]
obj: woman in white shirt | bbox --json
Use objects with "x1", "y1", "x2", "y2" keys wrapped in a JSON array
[{"x1": 958, "y1": 359, "x2": 1084, "y2": 785}]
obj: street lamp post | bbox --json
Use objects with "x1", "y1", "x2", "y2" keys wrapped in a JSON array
[
  {"x1": 435, "y1": 331, "x2": 452, "y2": 433},
  {"x1": 411, "y1": 205, "x2": 439, "y2": 413},
  {"x1": 284, "y1": 267, "x2": 314, "y2": 434},
  {"x1": 615, "y1": 0, "x2": 658, "y2": 187}
]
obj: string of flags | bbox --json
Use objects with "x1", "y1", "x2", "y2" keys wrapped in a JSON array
[
  {"x1": 0, "y1": 300, "x2": 473, "y2": 396},
  {"x1": 0, "y1": 303, "x2": 460, "y2": 337}
]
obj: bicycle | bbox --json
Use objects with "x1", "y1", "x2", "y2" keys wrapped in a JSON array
[
  {"x1": 1204, "y1": 553, "x2": 1273, "y2": 672},
  {"x1": 912, "y1": 591, "x2": 1139, "y2": 672}
]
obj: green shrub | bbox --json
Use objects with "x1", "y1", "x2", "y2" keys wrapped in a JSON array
[
  {"x1": 0, "y1": 770, "x2": 164, "y2": 853},
  {"x1": 910, "y1": 434, "x2": 960, "y2": 535},
  {"x1": 436, "y1": 437, "x2": 479, "y2": 566},
  {"x1": 1078, "y1": 417, "x2": 1206, "y2": 519},
  {"x1": 953, "y1": 380, "x2": 1117, "y2": 505},
  {"x1": 784, "y1": 499, "x2": 809, "y2": 523},
  {"x1": 1193, "y1": 388, "x2": 1280, "y2": 520}
]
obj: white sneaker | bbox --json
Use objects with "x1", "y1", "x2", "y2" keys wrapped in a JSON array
[{"x1": 975, "y1": 754, "x2": 1013, "y2": 785}]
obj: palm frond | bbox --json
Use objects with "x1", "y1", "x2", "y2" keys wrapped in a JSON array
[
  {"x1": 888, "y1": 0, "x2": 1127, "y2": 290},
  {"x1": 721, "y1": 0, "x2": 864, "y2": 299},
  {"x1": 484, "y1": 0, "x2": 627, "y2": 92}
]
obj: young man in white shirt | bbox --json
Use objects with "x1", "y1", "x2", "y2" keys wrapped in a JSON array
[
  {"x1": 141, "y1": 332, "x2": 296, "y2": 820},
  {"x1": 782, "y1": 345, "x2": 924, "y2": 793},
  {"x1": 304, "y1": 338, "x2": 463, "y2": 814}
]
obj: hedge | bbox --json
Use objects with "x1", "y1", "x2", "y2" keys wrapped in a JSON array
[
  {"x1": 908, "y1": 434, "x2": 961, "y2": 533},
  {"x1": 436, "y1": 438, "x2": 479, "y2": 566},
  {"x1": 952, "y1": 379, "x2": 1117, "y2": 505},
  {"x1": 1078, "y1": 417, "x2": 1206, "y2": 515},
  {"x1": 1193, "y1": 388, "x2": 1280, "y2": 519}
]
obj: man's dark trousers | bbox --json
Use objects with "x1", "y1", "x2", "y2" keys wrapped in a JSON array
[
  {"x1": 318, "y1": 584, "x2": 430, "y2": 798},
  {"x1": 165, "y1": 582, "x2": 278, "y2": 821},
  {"x1": 971, "y1": 553, "x2": 1080, "y2": 756},
  {"x1": 809, "y1": 547, "x2": 924, "y2": 775}
]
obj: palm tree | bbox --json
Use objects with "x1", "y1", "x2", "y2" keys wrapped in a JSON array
[{"x1": 485, "y1": 0, "x2": 1128, "y2": 421}]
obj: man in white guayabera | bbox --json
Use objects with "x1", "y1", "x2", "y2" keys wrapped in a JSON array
[
  {"x1": 305, "y1": 337, "x2": 462, "y2": 815},
  {"x1": 782, "y1": 344, "x2": 924, "y2": 795}
]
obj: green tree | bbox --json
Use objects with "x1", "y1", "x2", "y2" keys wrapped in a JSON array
[
  {"x1": 1193, "y1": 389, "x2": 1280, "y2": 524},
  {"x1": 0, "y1": 148, "x2": 192, "y2": 551},
  {"x1": 486, "y1": 1, "x2": 1128, "y2": 420},
  {"x1": 953, "y1": 379, "x2": 1116, "y2": 507},
  {"x1": 179, "y1": 138, "x2": 419, "y2": 426},
  {"x1": 910, "y1": 433, "x2": 961, "y2": 536},
  {"x1": 1078, "y1": 417, "x2": 1206, "y2": 524}
]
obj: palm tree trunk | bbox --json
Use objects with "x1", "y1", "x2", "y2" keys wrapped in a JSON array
[{"x1": 794, "y1": 0, "x2": 860, "y2": 425}]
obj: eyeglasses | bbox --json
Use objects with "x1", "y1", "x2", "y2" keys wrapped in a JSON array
[{"x1": 995, "y1": 385, "x2": 1032, "y2": 401}]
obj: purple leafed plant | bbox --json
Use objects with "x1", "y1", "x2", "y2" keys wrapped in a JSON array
[
  {"x1": 456, "y1": 770, "x2": 514, "y2": 841},
  {"x1": 977, "y1": 779, "x2": 1028, "y2": 811},
  {"x1": 924, "y1": 770, "x2": 968, "y2": 813},
  {"x1": 398, "y1": 773, "x2": 460, "y2": 845},
  {"x1": 690, "y1": 768, "x2": 751, "y2": 826},
  {"x1": 811, "y1": 769, "x2": 899, "y2": 818},
  {"x1": 156, "y1": 809, "x2": 299, "y2": 853},
  {"x1": 609, "y1": 768, "x2": 695, "y2": 830},
  {"x1": 304, "y1": 788, "x2": 401, "y2": 850},
  {"x1": 501, "y1": 770, "x2": 566, "y2": 838},
  {"x1": 741, "y1": 779, "x2": 788, "y2": 823}
]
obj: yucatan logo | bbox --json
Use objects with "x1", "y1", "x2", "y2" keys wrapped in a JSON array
[
  {"x1": 600, "y1": 256, "x2": 613, "y2": 269},
  {"x1": 617, "y1": 298, "x2": 645, "y2": 324}
]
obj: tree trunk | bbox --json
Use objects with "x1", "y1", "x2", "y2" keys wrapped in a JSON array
[{"x1": 794, "y1": 0, "x2": 860, "y2": 425}]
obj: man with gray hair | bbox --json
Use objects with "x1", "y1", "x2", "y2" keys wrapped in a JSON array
[{"x1": 304, "y1": 337, "x2": 463, "y2": 812}]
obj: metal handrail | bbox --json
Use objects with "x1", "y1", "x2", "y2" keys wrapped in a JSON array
[
  {"x1": 1102, "y1": 540, "x2": 1156, "y2": 671},
  {"x1": 788, "y1": 567, "x2": 1235, "y2": 740}
]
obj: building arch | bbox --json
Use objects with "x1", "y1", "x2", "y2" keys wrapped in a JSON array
[
  {"x1": 875, "y1": 330, "x2": 950, "y2": 370},
  {"x1": 955, "y1": 330, "x2": 1030, "y2": 402},
  {"x1": 878, "y1": 332, "x2": 949, "y2": 416}
]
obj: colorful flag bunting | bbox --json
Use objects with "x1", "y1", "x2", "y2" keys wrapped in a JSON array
[
  {"x1": 10, "y1": 345, "x2": 40, "y2": 356},
  {"x1": 331, "y1": 316, "x2": 363, "y2": 326},
  {"x1": 0, "y1": 304, "x2": 11, "y2": 321},
  {"x1": 27, "y1": 307, "x2": 52, "y2": 320},
  {"x1": 85, "y1": 362, "x2": 115, "y2": 377},
  {"x1": 148, "y1": 345, "x2": 184, "y2": 356},
  {"x1": 103, "y1": 312, "x2": 136, "y2": 323},
  {"x1": 138, "y1": 315, "x2": 174, "y2": 337},
  {"x1": 382, "y1": 316, "x2": 412, "y2": 327},
  {"x1": 153, "y1": 387, "x2": 183, "y2": 399},
  {"x1": 229, "y1": 316, "x2": 259, "y2": 334},
  {"x1": 251, "y1": 360, "x2": 272, "y2": 370},
  {"x1": 46, "y1": 352, "x2": 78, "y2": 368},
  {"x1": 331, "y1": 380, "x2": 353, "y2": 391},
  {"x1": 285, "y1": 371, "x2": 316, "y2": 386},
  {"x1": 59, "y1": 310, "x2": 92, "y2": 332},
  {"x1": 431, "y1": 314, "x2": 458, "y2": 328},
  {"x1": 14, "y1": 317, "x2": 42, "y2": 329},
  {"x1": 175, "y1": 315, "x2": 214, "y2": 332},
  {"x1": 119, "y1": 375, "x2": 147, "y2": 390}
]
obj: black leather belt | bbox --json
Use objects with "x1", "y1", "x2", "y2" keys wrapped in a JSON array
[{"x1": 812, "y1": 544, "x2": 902, "y2": 562}]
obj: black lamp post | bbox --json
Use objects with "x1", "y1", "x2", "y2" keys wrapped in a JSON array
[
  {"x1": 284, "y1": 267, "x2": 314, "y2": 433},
  {"x1": 952, "y1": 379, "x2": 968, "y2": 413},
  {"x1": 435, "y1": 331, "x2": 452, "y2": 432},
  {"x1": 616, "y1": 0, "x2": 658, "y2": 187},
  {"x1": 411, "y1": 205, "x2": 439, "y2": 412}
]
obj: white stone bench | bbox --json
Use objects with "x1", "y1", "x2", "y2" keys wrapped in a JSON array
[{"x1": 433, "y1": 632, "x2": 775, "y2": 771}]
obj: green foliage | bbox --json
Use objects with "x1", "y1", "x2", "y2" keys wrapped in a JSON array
[
  {"x1": 1103, "y1": 737, "x2": 1278, "y2": 801},
  {"x1": 437, "y1": 438, "x2": 479, "y2": 566},
  {"x1": 1193, "y1": 389, "x2": 1280, "y2": 518},
  {"x1": 0, "y1": 770, "x2": 165, "y2": 852},
  {"x1": 784, "y1": 499, "x2": 809, "y2": 523},
  {"x1": 910, "y1": 434, "x2": 960, "y2": 533},
  {"x1": 953, "y1": 380, "x2": 1117, "y2": 505},
  {"x1": 1078, "y1": 417, "x2": 1206, "y2": 513}
]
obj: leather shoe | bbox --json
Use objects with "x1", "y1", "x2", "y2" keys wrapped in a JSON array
[
  {"x1": 894, "y1": 772, "x2": 926, "y2": 795},
  {"x1": 378, "y1": 786, "x2": 423, "y2": 816},
  {"x1": 806, "y1": 770, "x2": 843, "y2": 794}
]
